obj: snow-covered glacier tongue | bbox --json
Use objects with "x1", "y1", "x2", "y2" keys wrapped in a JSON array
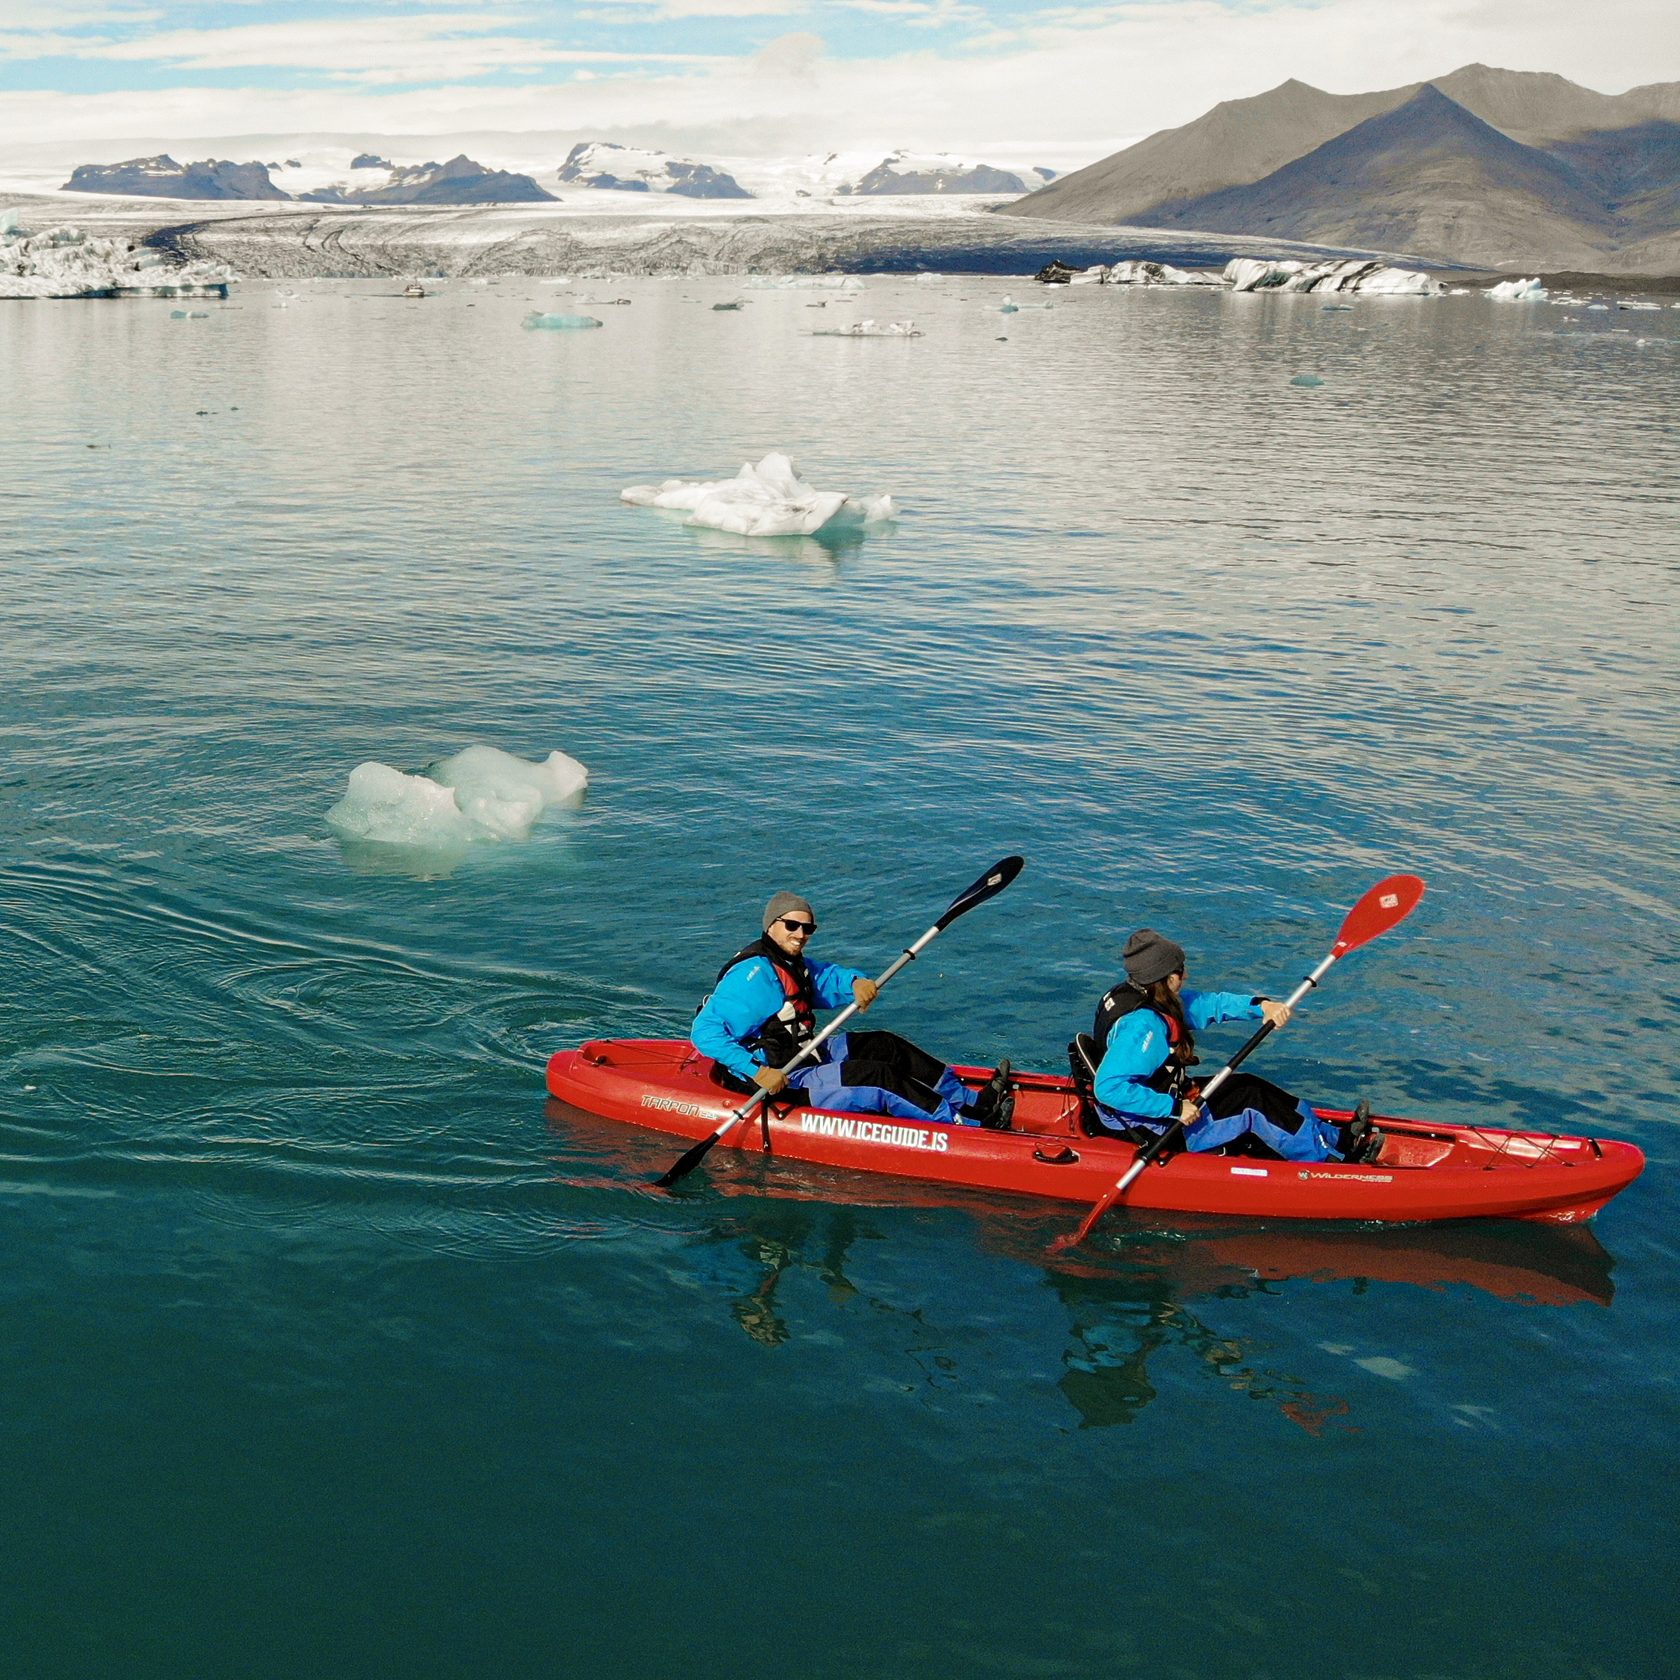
[
  {"x1": 326, "y1": 748, "x2": 589, "y2": 850},
  {"x1": 0, "y1": 217, "x2": 233, "y2": 298},
  {"x1": 621, "y1": 453, "x2": 894, "y2": 539}
]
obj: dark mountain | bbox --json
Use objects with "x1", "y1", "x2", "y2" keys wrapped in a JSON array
[
  {"x1": 1004, "y1": 80, "x2": 1410, "y2": 224},
  {"x1": 350, "y1": 153, "x2": 392, "y2": 169},
  {"x1": 301, "y1": 154, "x2": 554, "y2": 205},
  {"x1": 1152, "y1": 86, "x2": 1619, "y2": 268},
  {"x1": 63, "y1": 154, "x2": 288, "y2": 200},
  {"x1": 1000, "y1": 66, "x2": 1680, "y2": 270}
]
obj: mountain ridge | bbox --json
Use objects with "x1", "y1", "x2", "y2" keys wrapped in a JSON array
[{"x1": 999, "y1": 66, "x2": 1680, "y2": 270}]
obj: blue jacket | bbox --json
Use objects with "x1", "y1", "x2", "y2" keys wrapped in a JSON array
[
  {"x1": 1093, "y1": 988, "x2": 1265, "y2": 1122},
  {"x1": 692, "y1": 950, "x2": 868, "y2": 1082}
]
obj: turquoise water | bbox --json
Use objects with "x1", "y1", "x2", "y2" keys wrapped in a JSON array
[{"x1": 3, "y1": 278, "x2": 1677, "y2": 1677}]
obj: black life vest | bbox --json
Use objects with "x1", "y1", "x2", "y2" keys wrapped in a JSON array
[
  {"x1": 710, "y1": 936, "x2": 818, "y2": 1067},
  {"x1": 1092, "y1": 981, "x2": 1197, "y2": 1098}
]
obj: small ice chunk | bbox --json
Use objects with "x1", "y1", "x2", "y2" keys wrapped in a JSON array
[
  {"x1": 326, "y1": 748, "x2": 588, "y2": 847},
  {"x1": 327, "y1": 762, "x2": 476, "y2": 848},
  {"x1": 428, "y1": 746, "x2": 588, "y2": 839},
  {"x1": 622, "y1": 451, "x2": 894, "y2": 538},
  {"x1": 1289, "y1": 372, "x2": 1324, "y2": 387},
  {"x1": 523, "y1": 311, "x2": 602, "y2": 330},
  {"x1": 998, "y1": 297, "x2": 1019, "y2": 313},
  {"x1": 711, "y1": 300, "x2": 746, "y2": 311},
  {"x1": 1487, "y1": 277, "x2": 1547, "y2": 302}
]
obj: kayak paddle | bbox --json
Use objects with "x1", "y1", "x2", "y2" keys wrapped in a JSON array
[
  {"x1": 653, "y1": 855, "x2": 1026, "y2": 1189},
  {"x1": 1049, "y1": 873, "x2": 1425, "y2": 1253}
]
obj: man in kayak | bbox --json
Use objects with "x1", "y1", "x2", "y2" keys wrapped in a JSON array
[
  {"x1": 1089, "y1": 929, "x2": 1379, "y2": 1163},
  {"x1": 693, "y1": 892, "x2": 1011, "y2": 1127}
]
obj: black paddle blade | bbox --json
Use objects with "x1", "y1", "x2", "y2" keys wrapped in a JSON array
[
  {"x1": 653, "y1": 1129, "x2": 723, "y2": 1189},
  {"x1": 934, "y1": 855, "x2": 1025, "y2": 930}
]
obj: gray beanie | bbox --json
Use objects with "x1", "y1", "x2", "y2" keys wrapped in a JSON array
[
  {"x1": 763, "y1": 891, "x2": 816, "y2": 933},
  {"x1": 1123, "y1": 928, "x2": 1186, "y2": 986}
]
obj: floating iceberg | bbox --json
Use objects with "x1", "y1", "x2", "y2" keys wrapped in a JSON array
[
  {"x1": 622, "y1": 452, "x2": 894, "y2": 538},
  {"x1": 326, "y1": 747, "x2": 589, "y2": 849},
  {"x1": 1106, "y1": 260, "x2": 1210, "y2": 286},
  {"x1": 0, "y1": 219, "x2": 233, "y2": 299},
  {"x1": 1290, "y1": 372, "x2": 1325, "y2": 387},
  {"x1": 1224, "y1": 257, "x2": 1440, "y2": 295},
  {"x1": 1487, "y1": 277, "x2": 1547, "y2": 302},
  {"x1": 741, "y1": 274, "x2": 863, "y2": 290},
  {"x1": 523, "y1": 311, "x2": 603, "y2": 330},
  {"x1": 810, "y1": 318, "x2": 921, "y2": 337}
]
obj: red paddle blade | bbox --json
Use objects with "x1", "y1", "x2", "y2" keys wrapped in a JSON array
[{"x1": 1331, "y1": 874, "x2": 1425, "y2": 958}]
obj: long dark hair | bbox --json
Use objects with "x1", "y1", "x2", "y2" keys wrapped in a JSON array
[{"x1": 1139, "y1": 975, "x2": 1194, "y2": 1062}]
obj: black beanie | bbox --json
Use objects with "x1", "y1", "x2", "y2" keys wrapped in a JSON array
[{"x1": 1123, "y1": 928, "x2": 1186, "y2": 986}]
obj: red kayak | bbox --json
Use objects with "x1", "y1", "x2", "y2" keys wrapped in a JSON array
[{"x1": 546, "y1": 1038, "x2": 1644, "y2": 1225}]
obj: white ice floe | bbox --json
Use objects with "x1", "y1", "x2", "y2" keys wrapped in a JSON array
[
  {"x1": 326, "y1": 747, "x2": 588, "y2": 848},
  {"x1": 523, "y1": 310, "x2": 602, "y2": 329},
  {"x1": 621, "y1": 451, "x2": 894, "y2": 538},
  {"x1": 1487, "y1": 277, "x2": 1547, "y2": 301},
  {"x1": 1224, "y1": 257, "x2": 1439, "y2": 295},
  {"x1": 741, "y1": 274, "x2": 863, "y2": 289},
  {"x1": 810, "y1": 318, "x2": 921, "y2": 337},
  {"x1": 0, "y1": 217, "x2": 233, "y2": 299}
]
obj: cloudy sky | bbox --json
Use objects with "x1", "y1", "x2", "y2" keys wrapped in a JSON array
[{"x1": 2, "y1": 0, "x2": 1677, "y2": 165}]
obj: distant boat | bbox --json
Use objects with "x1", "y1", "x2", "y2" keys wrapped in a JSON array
[{"x1": 403, "y1": 283, "x2": 427, "y2": 299}]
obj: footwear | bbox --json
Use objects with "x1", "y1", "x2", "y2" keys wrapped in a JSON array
[
  {"x1": 1340, "y1": 1099, "x2": 1373, "y2": 1155},
  {"x1": 1352, "y1": 1128, "x2": 1386, "y2": 1164},
  {"x1": 974, "y1": 1060, "x2": 1013, "y2": 1129}
]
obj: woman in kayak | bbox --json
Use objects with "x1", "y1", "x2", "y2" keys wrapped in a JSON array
[
  {"x1": 1090, "y1": 928, "x2": 1379, "y2": 1163},
  {"x1": 693, "y1": 891, "x2": 1010, "y2": 1127}
]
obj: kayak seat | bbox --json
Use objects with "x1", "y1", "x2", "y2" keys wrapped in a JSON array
[
  {"x1": 1068, "y1": 1035, "x2": 1173, "y2": 1145},
  {"x1": 1067, "y1": 1036, "x2": 1101, "y2": 1134}
]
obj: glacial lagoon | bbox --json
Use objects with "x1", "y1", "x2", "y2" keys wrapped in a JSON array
[{"x1": 2, "y1": 275, "x2": 1676, "y2": 1677}]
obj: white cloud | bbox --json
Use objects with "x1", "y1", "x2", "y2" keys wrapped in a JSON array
[
  {"x1": 585, "y1": 0, "x2": 805, "y2": 16},
  {"x1": 80, "y1": 13, "x2": 719, "y2": 82},
  {"x1": 1, "y1": 0, "x2": 1675, "y2": 164}
]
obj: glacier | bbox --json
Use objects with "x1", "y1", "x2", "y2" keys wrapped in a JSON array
[
  {"x1": 326, "y1": 748, "x2": 589, "y2": 849},
  {"x1": 622, "y1": 452, "x2": 895, "y2": 539}
]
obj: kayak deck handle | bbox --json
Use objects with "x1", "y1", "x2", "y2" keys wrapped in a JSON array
[{"x1": 1034, "y1": 1146, "x2": 1080, "y2": 1165}]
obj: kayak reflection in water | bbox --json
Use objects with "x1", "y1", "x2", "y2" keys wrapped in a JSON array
[
  {"x1": 1049, "y1": 1264, "x2": 1352, "y2": 1434},
  {"x1": 1088, "y1": 929, "x2": 1381, "y2": 1164},
  {"x1": 691, "y1": 891, "x2": 1012, "y2": 1128}
]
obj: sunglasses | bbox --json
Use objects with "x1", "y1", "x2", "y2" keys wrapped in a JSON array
[{"x1": 778, "y1": 918, "x2": 817, "y2": 934}]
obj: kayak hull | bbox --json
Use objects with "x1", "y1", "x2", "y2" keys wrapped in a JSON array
[{"x1": 546, "y1": 1039, "x2": 1644, "y2": 1225}]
